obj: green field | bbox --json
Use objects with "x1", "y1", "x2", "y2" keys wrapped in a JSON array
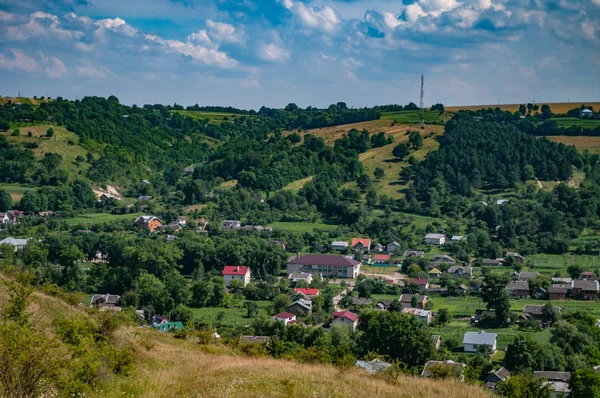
[
  {"x1": 552, "y1": 117, "x2": 600, "y2": 128},
  {"x1": 283, "y1": 176, "x2": 314, "y2": 192},
  {"x1": 0, "y1": 183, "x2": 36, "y2": 201},
  {"x1": 191, "y1": 300, "x2": 273, "y2": 327},
  {"x1": 64, "y1": 212, "x2": 144, "y2": 226},
  {"x1": 381, "y1": 110, "x2": 445, "y2": 124},
  {"x1": 271, "y1": 221, "x2": 339, "y2": 233},
  {"x1": 171, "y1": 110, "x2": 245, "y2": 124}
]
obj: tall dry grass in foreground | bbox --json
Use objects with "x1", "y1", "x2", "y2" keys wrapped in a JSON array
[{"x1": 98, "y1": 328, "x2": 493, "y2": 398}]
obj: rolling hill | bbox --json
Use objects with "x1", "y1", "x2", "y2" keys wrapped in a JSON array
[{"x1": 445, "y1": 102, "x2": 600, "y2": 114}]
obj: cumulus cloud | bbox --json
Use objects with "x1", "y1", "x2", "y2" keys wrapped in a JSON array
[
  {"x1": 144, "y1": 34, "x2": 238, "y2": 68},
  {"x1": 38, "y1": 52, "x2": 68, "y2": 78},
  {"x1": 6, "y1": 11, "x2": 83, "y2": 41},
  {"x1": 0, "y1": 11, "x2": 16, "y2": 21},
  {"x1": 0, "y1": 49, "x2": 39, "y2": 72},
  {"x1": 95, "y1": 17, "x2": 137, "y2": 37},
  {"x1": 76, "y1": 61, "x2": 111, "y2": 78},
  {"x1": 205, "y1": 20, "x2": 244, "y2": 43},
  {"x1": 258, "y1": 43, "x2": 290, "y2": 63},
  {"x1": 419, "y1": 0, "x2": 461, "y2": 17},
  {"x1": 187, "y1": 30, "x2": 211, "y2": 45},
  {"x1": 283, "y1": 0, "x2": 340, "y2": 33}
]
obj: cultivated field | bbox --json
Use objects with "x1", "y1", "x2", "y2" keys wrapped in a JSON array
[
  {"x1": 546, "y1": 136, "x2": 600, "y2": 154},
  {"x1": 0, "y1": 183, "x2": 36, "y2": 202},
  {"x1": 63, "y1": 212, "x2": 144, "y2": 226},
  {"x1": 552, "y1": 117, "x2": 600, "y2": 128},
  {"x1": 445, "y1": 102, "x2": 600, "y2": 114},
  {"x1": 0, "y1": 96, "x2": 51, "y2": 106},
  {"x1": 380, "y1": 109, "x2": 447, "y2": 124},
  {"x1": 170, "y1": 110, "x2": 245, "y2": 124}
]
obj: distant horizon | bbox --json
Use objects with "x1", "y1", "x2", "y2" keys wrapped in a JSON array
[{"x1": 0, "y1": 1, "x2": 598, "y2": 109}]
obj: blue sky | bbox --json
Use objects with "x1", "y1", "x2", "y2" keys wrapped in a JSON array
[{"x1": 0, "y1": 0, "x2": 598, "y2": 109}]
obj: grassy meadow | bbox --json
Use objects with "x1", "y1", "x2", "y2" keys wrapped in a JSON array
[
  {"x1": 380, "y1": 109, "x2": 446, "y2": 124},
  {"x1": 63, "y1": 212, "x2": 144, "y2": 226},
  {"x1": 170, "y1": 110, "x2": 244, "y2": 124},
  {"x1": 271, "y1": 221, "x2": 338, "y2": 233},
  {"x1": 0, "y1": 183, "x2": 36, "y2": 202},
  {"x1": 445, "y1": 102, "x2": 600, "y2": 114},
  {"x1": 546, "y1": 136, "x2": 600, "y2": 154},
  {"x1": 552, "y1": 117, "x2": 600, "y2": 128}
]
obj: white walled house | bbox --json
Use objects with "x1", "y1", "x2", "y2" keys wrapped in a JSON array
[
  {"x1": 463, "y1": 331, "x2": 497, "y2": 354},
  {"x1": 424, "y1": 233, "x2": 446, "y2": 245},
  {"x1": 273, "y1": 312, "x2": 297, "y2": 325},
  {"x1": 222, "y1": 265, "x2": 251, "y2": 287},
  {"x1": 332, "y1": 311, "x2": 359, "y2": 330}
]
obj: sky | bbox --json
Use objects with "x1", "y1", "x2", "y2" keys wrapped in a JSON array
[{"x1": 0, "y1": 0, "x2": 598, "y2": 109}]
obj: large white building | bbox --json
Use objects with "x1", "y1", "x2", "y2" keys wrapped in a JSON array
[
  {"x1": 222, "y1": 265, "x2": 251, "y2": 287},
  {"x1": 463, "y1": 331, "x2": 497, "y2": 353}
]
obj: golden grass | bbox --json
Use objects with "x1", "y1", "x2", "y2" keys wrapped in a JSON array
[
  {"x1": 294, "y1": 119, "x2": 413, "y2": 146},
  {"x1": 96, "y1": 329, "x2": 493, "y2": 398},
  {"x1": 545, "y1": 136, "x2": 600, "y2": 154},
  {"x1": 445, "y1": 102, "x2": 600, "y2": 115},
  {"x1": 283, "y1": 175, "x2": 314, "y2": 191},
  {"x1": 219, "y1": 180, "x2": 238, "y2": 188}
]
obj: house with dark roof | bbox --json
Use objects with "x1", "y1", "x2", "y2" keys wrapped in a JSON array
[
  {"x1": 571, "y1": 279, "x2": 599, "y2": 300},
  {"x1": 91, "y1": 293, "x2": 120, "y2": 308},
  {"x1": 518, "y1": 271, "x2": 540, "y2": 282},
  {"x1": 286, "y1": 254, "x2": 361, "y2": 278},
  {"x1": 482, "y1": 258, "x2": 505, "y2": 266},
  {"x1": 506, "y1": 281, "x2": 529, "y2": 299},
  {"x1": 387, "y1": 241, "x2": 401, "y2": 253},
  {"x1": 533, "y1": 371, "x2": 571, "y2": 396},
  {"x1": 375, "y1": 300, "x2": 393, "y2": 311},
  {"x1": 399, "y1": 294, "x2": 429, "y2": 309},
  {"x1": 431, "y1": 254, "x2": 456, "y2": 265},
  {"x1": 422, "y1": 360, "x2": 466, "y2": 381},
  {"x1": 288, "y1": 299, "x2": 312, "y2": 316},
  {"x1": 332, "y1": 310, "x2": 358, "y2": 329},
  {"x1": 463, "y1": 331, "x2": 497, "y2": 353},
  {"x1": 506, "y1": 252, "x2": 525, "y2": 263},
  {"x1": 351, "y1": 297, "x2": 373, "y2": 306},
  {"x1": 220, "y1": 220, "x2": 241, "y2": 230},
  {"x1": 351, "y1": 238, "x2": 371, "y2": 253},
  {"x1": 273, "y1": 312, "x2": 297, "y2": 325},
  {"x1": 578, "y1": 271, "x2": 597, "y2": 281},
  {"x1": 548, "y1": 284, "x2": 569, "y2": 300},
  {"x1": 484, "y1": 367, "x2": 510, "y2": 391},
  {"x1": 222, "y1": 265, "x2": 251, "y2": 287},
  {"x1": 447, "y1": 266, "x2": 473, "y2": 280},
  {"x1": 404, "y1": 250, "x2": 425, "y2": 258},
  {"x1": 522, "y1": 304, "x2": 562, "y2": 320},
  {"x1": 288, "y1": 272, "x2": 313, "y2": 285}
]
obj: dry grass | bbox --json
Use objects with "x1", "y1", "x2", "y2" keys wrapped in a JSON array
[
  {"x1": 283, "y1": 175, "x2": 314, "y2": 191},
  {"x1": 545, "y1": 136, "x2": 600, "y2": 154},
  {"x1": 96, "y1": 329, "x2": 493, "y2": 398},
  {"x1": 445, "y1": 102, "x2": 600, "y2": 115},
  {"x1": 293, "y1": 119, "x2": 411, "y2": 146},
  {"x1": 218, "y1": 180, "x2": 238, "y2": 188}
]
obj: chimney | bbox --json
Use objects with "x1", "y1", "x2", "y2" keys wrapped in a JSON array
[{"x1": 236, "y1": 266, "x2": 239, "y2": 272}]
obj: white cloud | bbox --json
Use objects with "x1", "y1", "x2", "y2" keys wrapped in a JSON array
[
  {"x1": 6, "y1": 11, "x2": 84, "y2": 41},
  {"x1": 64, "y1": 12, "x2": 93, "y2": 26},
  {"x1": 205, "y1": 20, "x2": 244, "y2": 43},
  {"x1": 258, "y1": 43, "x2": 290, "y2": 63},
  {"x1": 187, "y1": 30, "x2": 212, "y2": 45},
  {"x1": 144, "y1": 34, "x2": 238, "y2": 68},
  {"x1": 76, "y1": 61, "x2": 111, "y2": 78},
  {"x1": 419, "y1": 0, "x2": 461, "y2": 17},
  {"x1": 0, "y1": 11, "x2": 16, "y2": 21},
  {"x1": 581, "y1": 21, "x2": 596, "y2": 40},
  {"x1": 0, "y1": 49, "x2": 39, "y2": 72},
  {"x1": 36, "y1": 52, "x2": 67, "y2": 78},
  {"x1": 382, "y1": 12, "x2": 403, "y2": 30},
  {"x1": 95, "y1": 17, "x2": 137, "y2": 37},
  {"x1": 284, "y1": 1, "x2": 340, "y2": 33},
  {"x1": 75, "y1": 42, "x2": 94, "y2": 52},
  {"x1": 593, "y1": 0, "x2": 600, "y2": 7},
  {"x1": 404, "y1": 3, "x2": 427, "y2": 23},
  {"x1": 342, "y1": 57, "x2": 363, "y2": 80}
]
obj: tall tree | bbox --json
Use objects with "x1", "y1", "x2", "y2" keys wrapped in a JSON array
[
  {"x1": 0, "y1": 188, "x2": 11, "y2": 212},
  {"x1": 480, "y1": 273, "x2": 510, "y2": 326}
]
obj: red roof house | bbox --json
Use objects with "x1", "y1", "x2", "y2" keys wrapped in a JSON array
[
  {"x1": 222, "y1": 265, "x2": 251, "y2": 287},
  {"x1": 408, "y1": 278, "x2": 430, "y2": 289},
  {"x1": 373, "y1": 254, "x2": 391, "y2": 264},
  {"x1": 351, "y1": 238, "x2": 372, "y2": 252},
  {"x1": 273, "y1": 312, "x2": 297, "y2": 325},
  {"x1": 295, "y1": 288, "x2": 320, "y2": 297},
  {"x1": 332, "y1": 310, "x2": 359, "y2": 329}
]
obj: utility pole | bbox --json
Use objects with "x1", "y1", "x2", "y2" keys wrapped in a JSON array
[{"x1": 419, "y1": 74, "x2": 425, "y2": 128}]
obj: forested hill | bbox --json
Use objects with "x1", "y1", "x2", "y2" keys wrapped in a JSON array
[{"x1": 409, "y1": 114, "x2": 583, "y2": 199}]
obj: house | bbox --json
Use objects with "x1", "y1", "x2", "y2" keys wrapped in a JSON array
[
  {"x1": 286, "y1": 254, "x2": 361, "y2": 279},
  {"x1": 273, "y1": 240, "x2": 286, "y2": 250},
  {"x1": 157, "y1": 223, "x2": 182, "y2": 233},
  {"x1": 482, "y1": 258, "x2": 504, "y2": 266},
  {"x1": 428, "y1": 268, "x2": 442, "y2": 278},
  {"x1": 484, "y1": 367, "x2": 510, "y2": 390},
  {"x1": 518, "y1": 271, "x2": 540, "y2": 282},
  {"x1": 458, "y1": 284, "x2": 469, "y2": 294},
  {"x1": 548, "y1": 284, "x2": 569, "y2": 300},
  {"x1": 252, "y1": 196, "x2": 264, "y2": 203},
  {"x1": 522, "y1": 304, "x2": 562, "y2": 321},
  {"x1": 372, "y1": 254, "x2": 391, "y2": 265},
  {"x1": 0, "y1": 237, "x2": 29, "y2": 251},
  {"x1": 580, "y1": 108, "x2": 593, "y2": 118},
  {"x1": 135, "y1": 215, "x2": 162, "y2": 232},
  {"x1": 351, "y1": 238, "x2": 371, "y2": 253},
  {"x1": 447, "y1": 266, "x2": 473, "y2": 280},
  {"x1": 295, "y1": 288, "x2": 320, "y2": 297},
  {"x1": 399, "y1": 294, "x2": 429, "y2": 309},
  {"x1": 288, "y1": 299, "x2": 312, "y2": 316},
  {"x1": 506, "y1": 281, "x2": 529, "y2": 299},
  {"x1": 273, "y1": 312, "x2": 297, "y2": 325},
  {"x1": 551, "y1": 277, "x2": 572, "y2": 284},
  {"x1": 463, "y1": 331, "x2": 497, "y2": 353},
  {"x1": 506, "y1": 252, "x2": 525, "y2": 263},
  {"x1": 431, "y1": 335, "x2": 442, "y2": 350},
  {"x1": 387, "y1": 241, "x2": 401, "y2": 253},
  {"x1": 533, "y1": 371, "x2": 571, "y2": 397},
  {"x1": 375, "y1": 300, "x2": 393, "y2": 311},
  {"x1": 424, "y1": 233, "x2": 446, "y2": 245},
  {"x1": 471, "y1": 310, "x2": 497, "y2": 325},
  {"x1": 177, "y1": 216, "x2": 187, "y2": 226},
  {"x1": 91, "y1": 293, "x2": 120, "y2": 308},
  {"x1": 571, "y1": 279, "x2": 599, "y2": 300},
  {"x1": 222, "y1": 265, "x2": 251, "y2": 287},
  {"x1": 373, "y1": 243, "x2": 384, "y2": 252},
  {"x1": 137, "y1": 195, "x2": 153, "y2": 201},
  {"x1": 141, "y1": 179, "x2": 151, "y2": 185},
  {"x1": 331, "y1": 241, "x2": 349, "y2": 251},
  {"x1": 0, "y1": 213, "x2": 9, "y2": 224},
  {"x1": 99, "y1": 193, "x2": 115, "y2": 201},
  {"x1": 332, "y1": 311, "x2": 359, "y2": 329},
  {"x1": 240, "y1": 336, "x2": 270, "y2": 345},
  {"x1": 496, "y1": 199, "x2": 509, "y2": 205},
  {"x1": 288, "y1": 272, "x2": 313, "y2": 285},
  {"x1": 220, "y1": 220, "x2": 241, "y2": 230},
  {"x1": 578, "y1": 271, "x2": 597, "y2": 281},
  {"x1": 426, "y1": 284, "x2": 448, "y2": 295},
  {"x1": 351, "y1": 297, "x2": 373, "y2": 306},
  {"x1": 408, "y1": 278, "x2": 430, "y2": 290},
  {"x1": 355, "y1": 358, "x2": 392, "y2": 374},
  {"x1": 422, "y1": 360, "x2": 466, "y2": 381},
  {"x1": 402, "y1": 251, "x2": 423, "y2": 259},
  {"x1": 431, "y1": 254, "x2": 456, "y2": 265},
  {"x1": 402, "y1": 308, "x2": 432, "y2": 325},
  {"x1": 450, "y1": 236, "x2": 466, "y2": 243}
]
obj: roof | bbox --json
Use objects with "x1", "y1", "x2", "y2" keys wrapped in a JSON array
[
  {"x1": 408, "y1": 278, "x2": 429, "y2": 285},
  {"x1": 351, "y1": 238, "x2": 371, "y2": 247},
  {"x1": 295, "y1": 288, "x2": 320, "y2": 296},
  {"x1": 373, "y1": 254, "x2": 391, "y2": 261},
  {"x1": 0, "y1": 237, "x2": 29, "y2": 246},
  {"x1": 518, "y1": 271, "x2": 540, "y2": 280},
  {"x1": 222, "y1": 265, "x2": 250, "y2": 276},
  {"x1": 91, "y1": 293, "x2": 121, "y2": 305},
  {"x1": 523, "y1": 304, "x2": 561, "y2": 315},
  {"x1": 240, "y1": 336, "x2": 270, "y2": 344},
  {"x1": 451, "y1": 236, "x2": 465, "y2": 241},
  {"x1": 572, "y1": 279, "x2": 599, "y2": 291},
  {"x1": 429, "y1": 268, "x2": 442, "y2": 274},
  {"x1": 533, "y1": 371, "x2": 571, "y2": 382},
  {"x1": 448, "y1": 266, "x2": 473, "y2": 274},
  {"x1": 425, "y1": 233, "x2": 446, "y2": 239},
  {"x1": 432, "y1": 255, "x2": 456, "y2": 263},
  {"x1": 399, "y1": 294, "x2": 428, "y2": 303},
  {"x1": 288, "y1": 254, "x2": 360, "y2": 267},
  {"x1": 388, "y1": 241, "x2": 400, "y2": 247},
  {"x1": 548, "y1": 284, "x2": 569, "y2": 293},
  {"x1": 422, "y1": 360, "x2": 466, "y2": 377},
  {"x1": 486, "y1": 367, "x2": 510, "y2": 382},
  {"x1": 401, "y1": 308, "x2": 431, "y2": 317},
  {"x1": 463, "y1": 331, "x2": 497, "y2": 346},
  {"x1": 496, "y1": 199, "x2": 509, "y2": 205},
  {"x1": 273, "y1": 312, "x2": 296, "y2": 319},
  {"x1": 404, "y1": 250, "x2": 424, "y2": 257},
  {"x1": 331, "y1": 241, "x2": 349, "y2": 246},
  {"x1": 459, "y1": 284, "x2": 469, "y2": 290},
  {"x1": 135, "y1": 215, "x2": 161, "y2": 224},
  {"x1": 355, "y1": 358, "x2": 392, "y2": 374},
  {"x1": 137, "y1": 195, "x2": 153, "y2": 201},
  {"x1": 289, "y1": 272, "x2": 312, "y2": 280},
  {"x1": 352, "y1": 297, "x2": 373, "y2": 305},
  {"x1": 290, "y1": 299, "x2": 312, "y2": 311},
  {"x1": 333, "y1": 310, "x2": 358, "y2": 322},
  {"x1": 506, "y1": 281, "x2": 529, "y2": 290}
]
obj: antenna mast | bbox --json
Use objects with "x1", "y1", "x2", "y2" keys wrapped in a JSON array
[{"x1": 419, "y1": 74, "x2": 425, "y2": 128}]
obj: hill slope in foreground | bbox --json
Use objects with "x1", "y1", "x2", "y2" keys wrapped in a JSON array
[{"x1": 0, "y1": 276, "x2": 490, "y2": 398}]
